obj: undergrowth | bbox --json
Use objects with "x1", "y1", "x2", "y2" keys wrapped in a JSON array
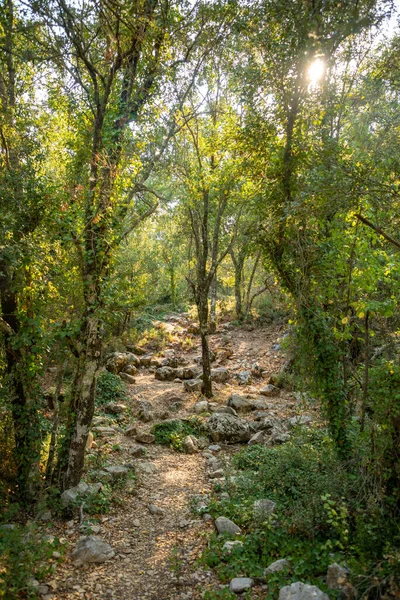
[
  {"x1": 95, "y1": 371, "x2": 127, "y2": 407},
  {"x1": 201, "y1": 427, "x2": 400, "y2": 599},
  {"x1": 152, "y1": 418, "x2": 204, "y2": 452}
]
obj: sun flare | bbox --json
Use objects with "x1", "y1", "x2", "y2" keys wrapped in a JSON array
[{"x1": 308, "y1": 57, "x2": 325, "y2": 84}]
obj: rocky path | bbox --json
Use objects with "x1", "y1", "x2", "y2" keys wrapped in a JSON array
[{"x1": 44, "y1": 318, "x2": 306, "y2": 600}]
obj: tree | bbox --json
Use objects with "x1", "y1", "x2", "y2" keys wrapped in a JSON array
[
  {"x1": 34, "y1": 0, "x2": 232, "y2": 488},
  {"x1": 0, "y1": 0, "x2": 53, "y2": 497},
  {"x1": 169, "y1": 80, "x2": 244, "y2": 396}
]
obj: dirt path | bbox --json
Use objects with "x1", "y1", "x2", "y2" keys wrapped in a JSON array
[{"x1": 46, "y1": 319, "x2": 304, "y2": 600}]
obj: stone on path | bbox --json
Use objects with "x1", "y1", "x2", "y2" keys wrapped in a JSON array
[
  {"x1": 148, "y1": 504, "x2": 164, "y2": 516},
  {"x1": 61, "y1": 482, "x2": 102, "y2": 508},
  {"x1": 184, "y1": 378, "x2": 203, "y2": 392},
  {"x1": 125, "y1": 425, "x2": 137, "y2": 437},
  {"x1": 72, "y1": 536, "x2": 115, "y2": 566},
  {"x1": 260, "y1": 384, "x2": 280, "y2": 397},
  {"x1": 230, "y1": 578, "x2": 254, "y2": 593},
  {"x1": 208, "y1": 444, "x2": 221, "y2": 452},
  {"x1": 236, "y1": 371, "x2": 251, "y2": 385},
  {"x1": 211, "y1": 367, "x2": 230, "y2": 383},
  {"x1": 279, "y1": 582, "x2": 329, "y2": 600},
  {"x1": 135, "y1": 431, "x2": 155, "y2": 444},
  {"x1": 215, "y1": 516, "x2": 241, "y2": 536},
  {"x1": 103, "y1": 465, "x2": 129, "y2": 481},
  {"x1": 119, "y1": 372, "x2": 136, "y2": 384},
  {"x1": 207, "y1": 413, "x2": 251, "y2": 443},
  {"x1": 227, "y1": 394, "x2": 253, "y2": 413},
  {"x1": 104, "y1": 402, "x2": 127, "y2": 414}
]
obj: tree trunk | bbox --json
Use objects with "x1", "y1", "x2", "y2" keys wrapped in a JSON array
[
  {"x1": 209, "y1": 272, "x2": 217, "y2": 333},
  {"x1": 170, "y1": 267, "x2": 177, "y2": 308},
  {"x1": 62, "y1": 307, "x2": 102, "y2": 489},
  {"x1": 198, "y1": 293, "x2": 212, "y2": 398}
]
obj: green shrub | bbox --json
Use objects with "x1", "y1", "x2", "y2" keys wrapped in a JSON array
[
  {"x1": 230, "y1": 427, "x2": 351, "y2": 536},
  {"x1": 95, "y1": 371, "x2": 127, "y2": 407},
  {"x1": 152, "y1": 418, "x2": 204, "y2": 452},
  {"x1": 0, "y1": 523, "x2": 63, "y2": 599}
]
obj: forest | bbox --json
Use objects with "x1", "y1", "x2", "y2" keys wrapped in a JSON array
[{"x1": 0, "y1": 0, "x2": 399, "y2": 598}]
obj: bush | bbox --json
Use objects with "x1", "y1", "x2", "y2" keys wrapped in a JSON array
[
  {"x1": 152, "y1": 418, "x2": 204, "y2": 452},
  {"x1": 0, "y1": 523, "x2": 63, "y2": 599},
  {"x1": 201, "y1": 426, "x2": 400, "y2": 599},
  {"x1": 231, "y1": 427, "x2": 351, "y2": 536},
  {"x1": 95, "y1": 371, "x2": 127, "y2": 407}
]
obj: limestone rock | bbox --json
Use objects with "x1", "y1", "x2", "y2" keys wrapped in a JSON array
[
  {"x1": 119, "y1": 372, "x2": 136, "y2": 384},
  {"x1": 260, "y1": 384, "x2": 280, "y2": 397},
  {"x1": 128, "y1": 444, "x2": 146, "y2": 457},
  {"x1": 193, "y1": 401, "x2": 210, "y2": 414},
  {"x1": 103, "y1": 465, "x2": 129, "y2": 481},
  {"x1": 123, "y1": 364, "x2": 137, "y2": 376},
  {"x1": 105, "y1": 402, "x2": 127, "y2": 414},
  {"x1": 140, "y1": 354, "x2": 153, "y2": 367},
  {"x1": 215, "y1": 516, "x2": 241, "y2": 536},
  {"x1": 155, "y1": 366, "x2": 177, "y2": 381},
  {"x1": 327, "y1": 563, "x2": 349, "y2": 590},
  {"x1": 207, "y1": 413, "x2": 251, "y2": 443},
  {"x1": 279, "y1": 582, "x2": 329, "y2": 600},
  {"x1": 184, "y1": 378, "x2": 203, "y2": 393},
  {"x1": 208, "y1": 444, "x2": 221, "y2": 452},
  {"x1": 125, "y1": 353, "x2": 141, "y2": 367},
  {"x1": 212, "y1": 406, "x2": 238, "y2": 416},
  {"x1": 92, "y1": 426, "x2": 116, "y2": 436},
  {"x1": 72, "y1": 536, "x2": 115, "y2": 566},
  {"x1": 288, "y1": 415, "x2": 313, "y2": 427},
  {"x1": 265, "y1": 558, "x2": 290, "y2": 575},
  {"x1": 211, "y1": 367, "x2": 230, "y2": 383},
  {"x1": 222, "y1": 540, "x2": 243, "y2": 554},
  {"x1": 148, "y1": 504, "x2": 164, "y2": 516},
  {"x1": 253, "y1": 499, "x2": 276, "y2": 520},
  {"x1": 106, "y1": 352, "x2": 128, "y2": 374},
  {"x1": 124, "y1": 425, "x2": 137, "y2": 437},
  {"x1": 236, "y1": 370, "x2": 252, "y2": 385},
  {"x1": 183, "y1": 435, "x2": 198, "y2": 454},
  {"x1": 135, "y1": 431, "x2": 155, "y2": 444},
  {"x1": 248, "y1": 430, "x2": 268, "y2": 445},
  {"x1": 230, "y1": 578, "x2": 254, "y2": 593},
  {"x1": 61, "y1": 482, "x2": 102, "y2": 508},
  {"x1": 136, "y1": 461, "x2": 158, "y2": 475},
  {"x1": 227, "y1": 394, "x2": 253, "y2": 413}
]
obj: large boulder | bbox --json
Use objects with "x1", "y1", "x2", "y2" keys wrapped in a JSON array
[
  {"x1": 207, "y1": 413, "x2": 251, "y2": 443},
  {"x1": 184, "y1": 378, "x2": 203, "y2": 393},
  {"x1": 215, "y1": 516, "x2": 241, "y2": 536},
  {"x1": 125, "y1": 352, "x2": 141, "y2": 367},
  {"x1": 227, "y1": 394, "x2": 254, "y2": 413},
  {"x1": 211, "y1": 367, "x2": 230, "y2": 383},
  {"x1": 119, "y1": 372, "x2": 136, "y2": 384},
  {"x1": 175, "y1": 366, "x2": 201, "y2": 380},
  {"x1": 155, "y1": 367, "x2": 176, "y2": 381},
  {"x1": 260, "y1": 384, "x2": 280, "y2": 397},
  {"x1": 72, "y1": 536, "x2": 115, "y2": 566},
  {"x1": 106, "y1": 352, "x2": 128, "y2": 374},
  {"x1": 279, "y1": 582, "x2": 329, "y2": 600}
]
